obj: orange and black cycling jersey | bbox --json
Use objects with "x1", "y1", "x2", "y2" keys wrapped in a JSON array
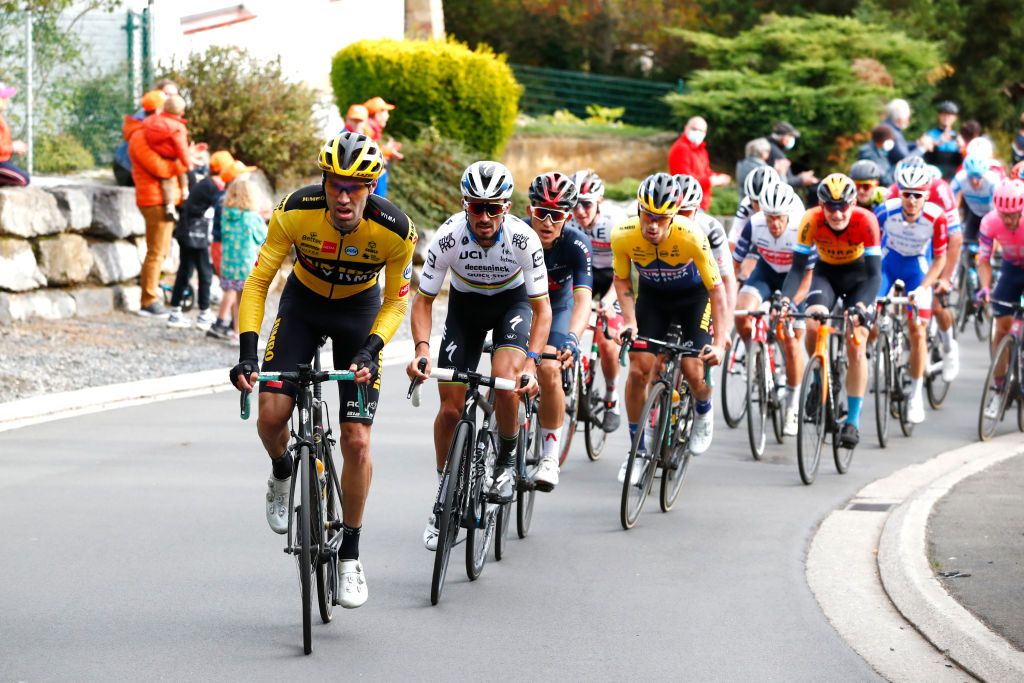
[
  {"x1": 239, "y1": 184, "x2": 417, "y2": 342},
  {"x1": 794, "y1": 206, "x2": 881, "y2": 266}
]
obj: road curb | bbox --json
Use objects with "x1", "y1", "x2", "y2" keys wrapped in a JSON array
[
  {"x1": 0, "y1": 336, "x2": 439, "y2": 433},
  {"x1": 808, "y1": 434, "x2": 1024, "y2": 682},
  {"x1": 878, "y1": 441, "x2": 1024, "y2": 682}
]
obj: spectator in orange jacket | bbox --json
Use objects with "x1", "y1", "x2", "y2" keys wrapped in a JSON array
[
  {"x1": 143, "y1": 94, "x2": 192, "y2": 221},
  {"x1": 128, "y1": 89, "x2": 188, "y2": 317},
  {"x1": 667, "y1": 116, "x2": 729, "y2": 211},
  {"x1": 0, "y1": 82, "x2": 29, "y2": 187},
  {"x1": 363, "y1": 96, "x2": 403, "y2": 198},
  {"x1": 114, "y1": 79, "x2": 178, "y2": 186}
]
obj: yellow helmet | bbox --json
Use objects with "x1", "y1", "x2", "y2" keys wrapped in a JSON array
[
  {"x1": 317, "y1": 131, "x2": 384, "y2": 180},
  {"x1": 817, "y1": 173, "x2": 857, "y2": 206},
  {"x1": 637, "y1": 173, "x2": 683, "y2": 215}
]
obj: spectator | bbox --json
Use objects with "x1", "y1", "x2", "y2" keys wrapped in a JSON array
[
  {"x1": 343, "y1": 104, "x2": 370, "y2": 134},
  {"x1": 920, "y1": 100, "x2": 964, "y2": 179},
  {"x1": 205, "y1": 150, "x2": 234, "y2": 278},
  {"x1": 0, "y1": 82, "x2": 29, "y2": 187},
  {"x1": 1013, "y1": 113, "x2": 1024, "y2": 166},
  {"x1": 143, "y1": 94, "x2": 192, "y2": 221},
  {"x1": 735, "y1": 137, "x2": 771, "y2": 201},
  {"x1": 113, "y1": 79, "x2": 178, "y2": 187},
  {"x1": 209, "y1": 176, "x2": 266, "y2": 341},
  {"x1": 128, "y1": 89, "x2": 189, "y2": 317},
  {"x1": 667, "y1": 116, "x2": 730, "y2": 211},
  {"x1": 363, "y1": 96, "x2": 404, "y2": 199},
  {"x1": 768, "y1": 121, "x2": 817, "y2": 189},
  {"x1": 881, "y1": 98, "x2": 915, "y2": 165},
  {"x1": 165, "y1": 150, "x2": 233, "y2": 330},
  {"x1": 856, "y1": 124, "x2": 896, "y2": 186}
]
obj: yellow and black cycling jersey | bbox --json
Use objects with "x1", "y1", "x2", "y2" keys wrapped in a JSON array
[
  {"x1": 610, "y1": 215, "x2": 722, "y2": 292},
  {"x1": 240, "y1": 184, "x2": 417, "y2": 342}
]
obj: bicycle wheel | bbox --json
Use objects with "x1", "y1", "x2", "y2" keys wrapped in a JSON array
[
  {"x1": 583, "y1": 384, "x2": 608, "y2": 460},
  {"x1": 516, "y1": 410, "x2": 539, "y2": 539},
  {"x1": 660, "y1": 389, "x2": 694, "y2": 512},
  {"x1": 316, "y1": 447, "x2": 340, "y2": 624},
  {"x1": 621, "y1": 383, "x2": 665, "y2": 529},
  {"x1": 745, "y1": 342, "x2": 768, "y2": 460},
  {"x1": 721, "y1": 334, "x2": 747, "y2": 428},
  {"x1": 430, "y1": 422, "x2": 470, "y2": 605},
  {"x1": 975, "y1": 305, "x2": 990, "y2": 342},
  {"x1": 770, "y1": 340, "x2": 787, "y2": 444},
  {"x1": 558, "y1": 364, "x2": 580, "y2": 466},
  {"x1": 466, "y1": 430, "x2": 495, "y2": 581},
  {"x1": 872, "y1": 334, "x2": 892, "y2": 448},
  {"x1": 831, "y1": 360, "x2": 854, "y2": 474},
  {"x1": 797, "y1": 357, "x2": 826, "y2": 485},
  {"x1": 296, "y1": 444, "x2": 313, "y2": 654},
  {"x1": 979, "y1": 335, "x2": 1015, "y2": 441},
  {"x1": 925, "y1": 332, "x2": 951, "y2": 409}
]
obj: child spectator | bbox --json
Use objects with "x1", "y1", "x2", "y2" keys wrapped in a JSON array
[
  {"x1": 363, "y1": 96, "x2": 403, "y2": 198},
  {"x1": 0, "y1": 82, "x2": 30, "y2": 187},
  {"x1": 208, "y1": 167, "x2": 262, "y2": 340},
  {"x1": 143, "y1": 94, "x2": 192, "y2": 220},
  {"x1": 166, "y1": 150, "x2": 234, "y2": 330}
]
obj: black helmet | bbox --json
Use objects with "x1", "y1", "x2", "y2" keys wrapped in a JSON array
[
  {"x1": 849, "y1": 160, "x2": 882, "y2": 182},
  {"x1": 937, "y1": 100, "x2": 959, "y2": 115}
]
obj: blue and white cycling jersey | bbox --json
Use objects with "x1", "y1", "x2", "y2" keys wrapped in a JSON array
[
  {"x1": 875, "y1": 198, "x2": 948, "y2": 302},
  {"x1": 951, "y1": 168, "x2": 1001, "y2": 217}
]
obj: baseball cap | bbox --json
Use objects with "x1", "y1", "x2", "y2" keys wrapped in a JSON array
[
  {"x1": 363, "y1": 96, "x2": 395, "y2": 114},
  {"x1": 937, "y1": 100, "x2": 959, "y2": 115},
  {"x1": 141, "y1": 90, "x2": 167, "y2": 112},
  {"x1": 345, "y1": 104, "x2": 368, "y2": 121},
  {"x1": 0, "y1": 82, "x2": 16, "y2": 99},
  {"x1": 209, "y1": 150, "x2": 234, "y2": 175},
  {"x1": 773, "y1": 121, "x2": 800, "y2": 138},
  {"x1": 222, "y1": 160, "x2": 257, "y2": 184}
]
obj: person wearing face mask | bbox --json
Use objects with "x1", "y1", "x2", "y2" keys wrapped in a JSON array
[
  {"x1": 856, "y1": 124, "x2": 896, "y2": 186},
  {"x1": 768, "y1": 121, "x2": 817, "y2": 190},
  {"x1": 667, "y1": 116, "x2": 730, "y2": 211}
]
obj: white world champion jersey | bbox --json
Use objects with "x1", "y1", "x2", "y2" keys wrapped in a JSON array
[
  {"x1": 875, "y1": 198, "x2": 947, "y2": 259},
  {"x1": 418, "y1": 213, "x2": 549, "y2": 299}
]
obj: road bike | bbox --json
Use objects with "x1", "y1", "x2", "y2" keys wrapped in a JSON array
[
  {"x1": 240, "y1": 343, "x2": 366, "y2": 655},
  {"x1": 924, "y1": 293, "x2": 954, "y2": 409},
  {"x1": 954, "y1": 243, "x2": 993, "y2": 342},
  {"x1": 720, "y1": 329, "x2": 747, "y2": 428},
  {"x1": 732, "y1": 305, "x2": 788, "y2": 459},
  {"x1": 578, "y1": 307, "x2": 615, "y2": 461},
  {"x1": 871, "y1": 291, "x2": 914, "y2": 447},
  {"x1": 617, "y1": 325, "x2": 711, "y2": 529},
  {"x1": 978, "y1": 298, "x2": 1024, "y2": 441}
]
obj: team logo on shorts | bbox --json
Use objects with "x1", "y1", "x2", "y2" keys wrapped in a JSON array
[{"x1": 345, "y1": 246, "x2": 359, "y2": 256}]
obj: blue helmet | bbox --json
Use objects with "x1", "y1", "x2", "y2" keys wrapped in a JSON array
[{"x1": 964, "y1": 156, "x2": 987, "y2": 177}]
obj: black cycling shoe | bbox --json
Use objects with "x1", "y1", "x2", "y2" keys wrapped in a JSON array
[
  {"x1": 602, "y1": 405, "x2": 621, "y2": 433},
  {"x1": 839, "y1": 423, "x2": 860, "y2": 448},
  {"x1": 486, "y1": 465, "x2": 516, "y2": 503}
]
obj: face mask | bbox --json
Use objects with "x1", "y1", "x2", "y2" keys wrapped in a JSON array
[
  {"x1": 882, "y1": 139, "x2": 895, "y2": 152},
  {"x1": 784, "y1": 137, "x2": 796, "y2": 150},
  {"x1": 686, "y1": 130, "x2": 706, "y2": 146}
]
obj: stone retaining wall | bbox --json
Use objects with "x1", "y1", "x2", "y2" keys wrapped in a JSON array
[{"x1": 0, "y1": 185, "x2": 179, "y2": 324}]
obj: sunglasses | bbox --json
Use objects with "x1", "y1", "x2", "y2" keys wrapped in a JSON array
[
  {"x1": 530, "y1": 205, "x2": 570, "y2": 222},
  {"x1": 823, "y1": 201, "x2": 851, "y2": 213},
  {"x1": 900, "y1": 191, "x2": 926, "y2": 200},
  {"x1": 326, "y1": 179, "x2": 371, "y2": 195},
  {"x1": 465, "y1": 201, "x2": 507, "y2": 217},
  {"x1": 576, "y1": 199, "x2": 595, "y2": 210},
  {"x1": 855, "y1": 182, "x2": 878, "y2": 190},
  {"x1": 640, "y1": 208, "x2": 676, "y2": 222}
]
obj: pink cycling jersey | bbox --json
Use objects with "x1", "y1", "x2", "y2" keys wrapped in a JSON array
[{"x1": 979, "y1": 210, "x2": 1024, "y2": 267}]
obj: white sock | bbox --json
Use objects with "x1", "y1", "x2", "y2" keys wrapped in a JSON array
[
  {"x1": 938, "y1": 326, "x2": 953, "y2": 352},
  {"x1": 787, "y1": 384, "x2": 800, "y2": 410},
  {"x1": 911, "y1": 377, "x2": 924, "y2": 398},
  {"x1": 541, "y1": 427, "x2": 559, "y2": 460},
  {"x1": 604, "y1": 382, "x2": 616, "y2": 402}
]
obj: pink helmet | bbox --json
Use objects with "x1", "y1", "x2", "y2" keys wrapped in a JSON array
[{"x1": 994, "y1": 179, "x2": 1024, "y2": 214}]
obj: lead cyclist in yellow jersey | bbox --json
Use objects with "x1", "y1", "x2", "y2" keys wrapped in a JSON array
[{"x1": 230, "y1": 131, "x2": 416, "y2": 609}]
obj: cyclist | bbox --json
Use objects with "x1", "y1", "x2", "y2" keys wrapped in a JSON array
[
  {"x1": 231, "y1": 131, "x2": 417, "y2": 608},
  {"x1": 850, "y1": 159, "x2": 887, "y2": 211},
  {"x1": 525, "y1": 171, "x2": 593, "y2": 488},
  {"x1": 977, "y1": 179, "x2": 1024, "y2": 418},
  {"x1": 407, "y1": 161, "x2": 551, "y2": 550},
  {"x1": 674, "y1": 174, "x2": 737, "y2": 310},
  {"x1": 729, "y1": 166, "x2": 783, "y2": 254},
  {"x1": 569, "y1": 168, "x2": 626, "y2": 432},
  {"x1": 733, "y1": 181, "x2": 813, "y2": 435},
  {"x1": 951, "y1": 155, "x2": 1001, "y2": 245},
  {"x1": 780, "y1": 173, "x2": 882, "y2": 448},
  {"x1": 611, "y1": 173, "x2": 729, "y2": 481},
  {"x1": 874, "y1": 164, "x2": 950, "y2": 424}
]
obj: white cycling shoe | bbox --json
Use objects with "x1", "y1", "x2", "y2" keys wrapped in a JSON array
[
  {"x1": 617, "y1": 454, "x2": 647, "y2": 485},
  {"x1": 534, "y1": 456, "x2": 559, "y2": 492},
  {"x1": 266, "y1": 476, "x2": 290, "y2": 534},
  {"x1": 423, "y1": 515, "x2": 439, "y2": 551},
  {"x1": 942, "y1": 339, "x2": 960, "y2": 381},
  {"x1": 338, "y1": 559, "x2": 368, "y2": 609},
  {"x1": 689, "y1": 409, "x2": 714, "y2": 455},
  {"x1": 907, "y1": 391, "x2": 926, "y2": 424},
  {"x1": 783, "y1": 406, "x2": 799, "y2": 436}
]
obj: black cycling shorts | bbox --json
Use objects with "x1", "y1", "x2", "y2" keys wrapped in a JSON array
[
  {"x1": 438, "y1": 285, "x2": 533, "y2": 373},
  {"x1": 804, "y1": 260, "x2": 877, "y2": 312},
  {"x1": 963, "y1": 210, "x2": 983, "y2": 245},
  {"x1": 260, "y1": 275, "x2": 382, "y2": 425},
  {"x1": 592, "y1": 268, "x2": 614, "y2": 300},
  {"x1": 634, "y1": 285, "x2": 712, "y2": 352}
]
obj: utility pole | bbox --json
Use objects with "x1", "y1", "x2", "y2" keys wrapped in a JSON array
[{"x1": 25, "y1": 4, "x2": 33, "y2": 174}]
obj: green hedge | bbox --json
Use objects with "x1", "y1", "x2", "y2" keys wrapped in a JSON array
[
  {"x1": 33, "y1": 133, "x2": 94, "y2": 174},
  {"x1": 331, "y1": 39, "x2": 521, "y2": 158}
]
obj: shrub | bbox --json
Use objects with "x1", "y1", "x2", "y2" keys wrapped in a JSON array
[
  {"x1": 65, "y1": 67, "x2": 136, "y2": 165},
  {"x1": 665, "y1": 14, "x2": 947, "y2": 173},
  {"x1": 159, "y1": 46, "x2": 320, "y2": 189},
  {"x1": 33, "y1": 132, "x2": 95, "y2": 174},
  {"x1": 331, "y1": 39, "x2": 520, "y2": 158}
]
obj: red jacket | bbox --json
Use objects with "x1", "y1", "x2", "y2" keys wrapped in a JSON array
[
  {"x1": 0, "y1": 115, "x2": 12, "y2": 163},
  {"x1": 668, "y1": 134, "x2": 712, "y2": 210},
  {"x1": 143, "y1": 113, "x2": 191, "y2": 168},
  {"x1": 127, "y1": 127, "x2": 187, "y2": 208}
]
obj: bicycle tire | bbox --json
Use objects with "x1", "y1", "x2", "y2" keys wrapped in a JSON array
[
  {"x1": 831, "y1": 357, "x2": 854, "y2": 475},
  {"x1": 770, "y1": 340, "x2": 786, "y2": 444},
  {"x1": 316, "y1": 446, "x2": 339, "y2": 624},
  {"x1": 558, "y1": 364, "x2": 580, "y2": 466},
  {"x1": 583, "y1": 383, "x2": 607, "y2": 460},
  {"x1": 925, "y1": 333, "x2": 951, "y2": 409},
  {"x1": 746, "y1": 342, "x2": 768, "y2": 460},
  {"x1": 974, "y1": 306, "x2": 989, "y2": 342},
  {"x1": 872, "y1": 334, "x2": 892, "y2": 448},
  {"x1": 721, "y1": 333, "x2": 747, "y2": 428},
  {"x1": 430, "y1": 422, "x2": 470, "y2": 605},
  {"x1": 978, "y1": 335, "x2": 1015, "y2": 441},
  {"x1": 660, "y1": 387, "x2": 694, "y2": 512},
  {"x1": 896, "y1": 362, "x2": 915, "y2": 438},
  {"x1": 298, "y1": 444, "x2": 313, "y2": 654},
  {"x1": 797, "y1": 357, "x2": 826, "y2": 485},
  {"x1": 466, "y1": 430, "x2": 494, "y2": 581},
  {"x1": 621, "y1": 382, "x2": 665, "y2": 529},
  {"x1": 516, "y1": 410, "x2": 539, "y2": 538}
]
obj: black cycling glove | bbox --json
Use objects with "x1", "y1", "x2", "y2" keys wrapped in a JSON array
[
  {"x1": 231, "y1": 331, "x2": 261, "y2": 387},
  {"x1": 351, "y1": 334, "x2": 385, "y2": 383}
]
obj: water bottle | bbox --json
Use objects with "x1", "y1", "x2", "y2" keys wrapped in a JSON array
[
  {"x1": 670, "y1": 389, "x2": 681, "y2": 425},
  {"x1": 316, "y1": 457, "x2": 327, "y2": 499}
]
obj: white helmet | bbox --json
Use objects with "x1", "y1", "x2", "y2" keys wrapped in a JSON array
[
  {"x1": 895, "y1": 163, "x2": 932, "y2": 191},
  {"x1": 571, "y1": 169, "x2": 605, "y2": 201},
  {"x1": 758, "y1": 182, "x2": 797, "y2": 216},
  {"x1": 461, "y1": 161, "x2": 514, "y2": 201},
  {"x1": 965, "y1": 137, "x2": 994, "y2": 161},
  {"x1": 744, "y1": 166, "x2": 780, "y2": 203},
  {"x1": 674, "y1": 174, "x2": 704, "y2": 210}
]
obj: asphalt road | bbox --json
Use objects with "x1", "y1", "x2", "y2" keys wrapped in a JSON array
[{"x1": 0, "y1": 334, "x2": 996, "y2": 680}]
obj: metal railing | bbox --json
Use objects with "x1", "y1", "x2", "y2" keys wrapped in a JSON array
[{"x1": 511, "y1": 64, "x2": 683, "y2": 128}]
